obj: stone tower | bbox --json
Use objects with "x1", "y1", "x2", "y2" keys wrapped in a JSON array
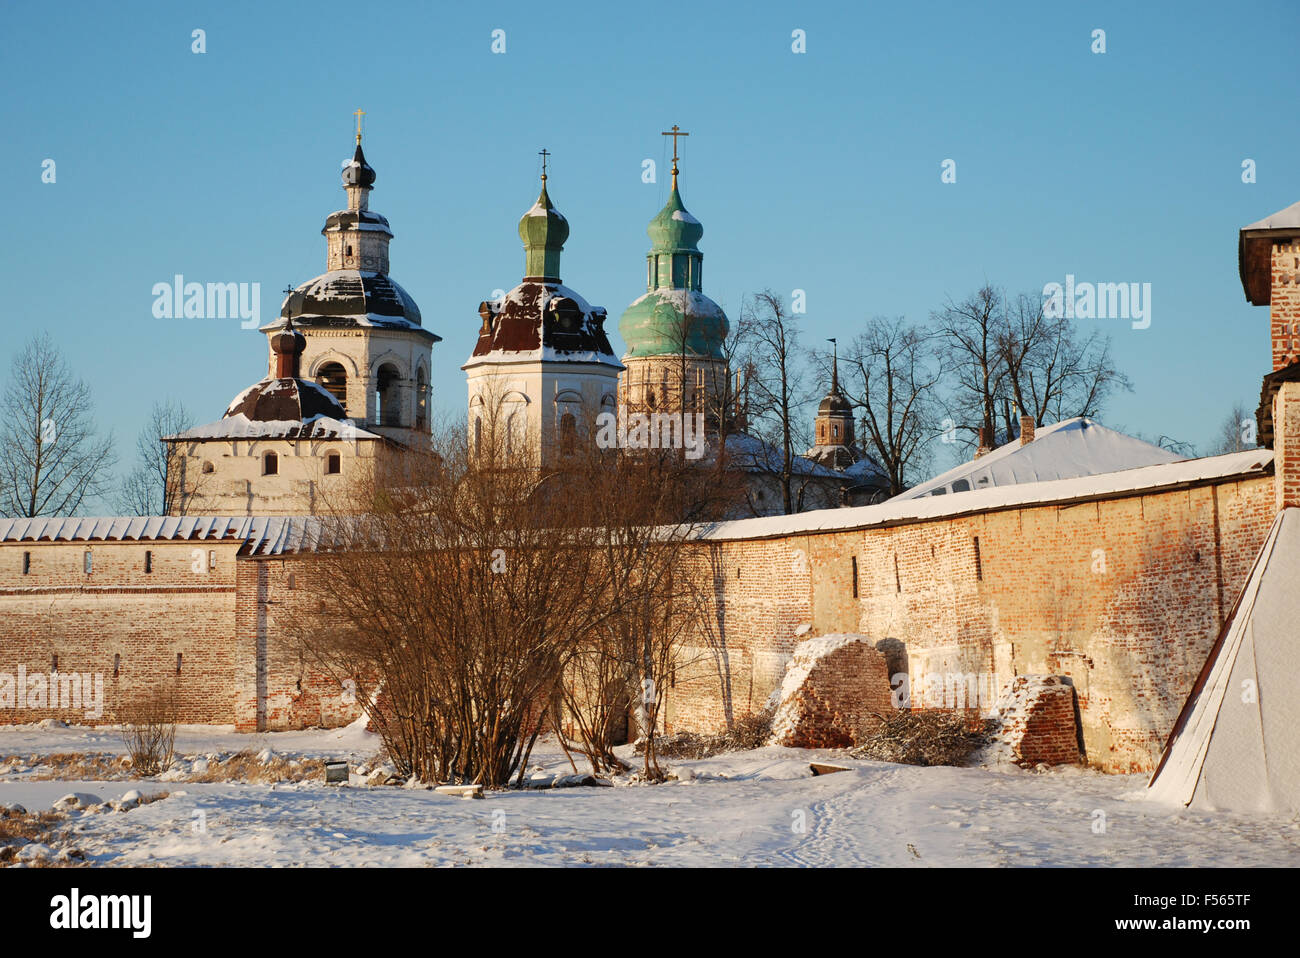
[
  {"x1": 618, "y1": 146, "x2": 729, "y2": 423},
  {"x1": 463, "y1": 162, "x2": 623, "y2": 468},
  {"x1": 266, "y1": 126, "x2": 441, "y2": 449},
  {"x1": 1240, "y1": 199, "x2": 1300, "y2": 511},
  {"x1": 806, "y1": 345, "x2": 858, "y2": 470}
]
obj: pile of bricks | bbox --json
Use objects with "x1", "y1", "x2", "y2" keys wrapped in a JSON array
[
  {"x1": 769, "y1": 634, "x2": 894, "y2": 749},
  {"x1": 987, "y1": 675, "x2": 1082, "y2": 766}
]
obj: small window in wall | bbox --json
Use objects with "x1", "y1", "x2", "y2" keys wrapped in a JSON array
[
  {"x1": 22, "y1": 551, "x2": 30, "y2": 575},
  {"x1": 850, "y1": 556, "x2": 859, "y2": 597},
  {"x1": 83, "y1": 551, "x2": 92, "y2": 574},
  {"x1": 176, "y1": 653, "x2": 183, "y2": 675},
  {"x1": 208, "y1": 550, "x2": 216, "y2": 571},
  {"x1": 287, "y1": 573, "x2": 297, "y2": 590},
  {"x1": 560, "y1": 412, "x2": 577, "y2": 456},
  {"x1": 52, "y1": 653, "x2": 58, "y2": 672},
  {"x1": 264, "y1": 451, "x2": 278, "y2": 475},
  {"x1": 894, "y1": 554, "x2": 901, "y2": 593},
  {"x1": 113, "y1": 654, "x2": 120, "y2": 678},
  {"x1": 144, "y1": 550, "x2": 153, "y2": 574},
  {"x1": 202, "y1": 461, "x2": 215, "y2": 474},
  {"x1": 951, "y1": 478, "x2": 971, "y2": 492},
  {"x1": 974, "y1": 537, "x2": 983, "y2": 581},
  {"x1": 346, "y1": 244, "x2": 353, "y2": 259},
  {"x1": 474, "y1": 417, "x2": 483, "y2": 457},
  {"x1": 326, "y1": 452, "x2": 341, "y2": 475}
]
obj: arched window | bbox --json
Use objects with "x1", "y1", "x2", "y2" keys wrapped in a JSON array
[
  {"x1": 560, "y1": 412, "x2": 577, "y2": 456},
  {"x1": 376, "y1": 363, "x2": 401, "y2": 427},
  {"x1": 202, "y1": 460, "x2": 215, "y2": 474},
  {"x1": 416, "y1": 367, "x2": 428, "y2": 429},
  {"x1": 264, "y1": 451, "x2": 278, "y2": 475},
  {"x1": 317, "y1": 362, "x2": 348, "y2": 405}
]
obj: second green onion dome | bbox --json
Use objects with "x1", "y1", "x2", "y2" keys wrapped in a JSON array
[{"x1": 619, "y1": 180, "x2": 728, "y2": 360}]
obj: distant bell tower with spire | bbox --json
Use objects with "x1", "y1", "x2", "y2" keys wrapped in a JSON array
[
  {"x1": 618, "y1": 126, "x2": 730, "y2": 425},
  {"x1": 463, "y1": 152, "x2": 622, "y2": 468},
  {"x1": 806, "y1": 339, "x2": 859, "y2": 470}
]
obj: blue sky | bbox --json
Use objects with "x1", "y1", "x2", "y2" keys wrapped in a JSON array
[{"x1": 4, "y1": 0, "x2": 1298, "y2": 497}]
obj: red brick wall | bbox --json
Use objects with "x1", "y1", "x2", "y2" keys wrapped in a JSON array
[
  {"x1": 666, "y1": 475, "x2": 1275, "y2": 773},
  {"x1": 1270, "y1": 241, "x2": 1300, "y2": 371},
  {"x1": 0, "y1": 541, "x2": 242, "y2": 724}
]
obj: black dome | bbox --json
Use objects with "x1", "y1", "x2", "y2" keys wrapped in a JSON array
[
  {"x1": 281, "y1": 270, "x2": 426, "y2": 330},
  {"x1": 342, "y1": 142, "x2": 376, "y2": 188}
]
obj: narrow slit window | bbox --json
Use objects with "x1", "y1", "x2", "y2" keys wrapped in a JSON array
[
  {"x1": 894, "y1": 554, "x2": 901, "y2": 593},
  {"x1": 83, "y1": 551, "x2": 92, "y2": 574},
  {"x1": 974, "y1": 537, "x2": 983, "y2": 581},
  {"x1": 850, "y1": 556, "x2": 859, "y2": 598},
  {"x1": 52, "y1": 653, "x2": 58, "y2": 672},
  {"x1": 22, "y1": 551, "x2": 30, "y2": 575},
  {"x1": 176, "y1": 653, "x2": 183, "y2": 675},
  {"x1": 144, "y1": 550, "x2": 153, "y2": 574},
  {"x1": 113, "y1": 654, "x2": 120, "y2": 677}
]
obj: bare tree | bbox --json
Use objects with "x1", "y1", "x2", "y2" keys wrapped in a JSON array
[
  {"x1": 117, "y1": 399, "x2": 196, "y2": 515},
  {"x1": 0, "y1": 333, "x2": 116, "y2": 517},
  {"x1": 1206, "y1": 400, "x2": 1257, "y2": 456},
  {"x1": 842, "y1": 317, "x2": 944, "y2": 496},
  {"x1": 1000, "y1": 292, "x2": 1131, "y2": 431},
  {"x1": 739, "y1": 290, "x2": 811, "y2": 514},
  {"x1": 933, "y1": 285, "x2": 1008, "y2": 449}
]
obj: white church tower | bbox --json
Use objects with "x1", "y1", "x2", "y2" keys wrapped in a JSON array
[
  {"x1": 462, "y1": 157, "x2": 622, "y2": 468},
  {"x1": 268, "y1": 116, "x2": 441, "y2": 449}
]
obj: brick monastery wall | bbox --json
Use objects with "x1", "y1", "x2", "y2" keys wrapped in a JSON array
[
  {"x1": 0, "y1": 474, "x2": 1275, "y2": 770},
  {"x1": 0, "y1": 541, "x2": 243, "y2": 724},
  {"x1": 666, "y1": 475, "x2": 1275, "y2": 773}
]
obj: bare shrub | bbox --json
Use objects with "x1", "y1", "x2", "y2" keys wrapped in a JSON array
[
  {"x1": 639, "y1": 705, "x2": 775, "y2": 760},
  {"x1": 116, "y1": 690, "x2": 178, "y2": 776},
  {"x1": 850, "y1": 711, "x2": 996, "y2": 767}
]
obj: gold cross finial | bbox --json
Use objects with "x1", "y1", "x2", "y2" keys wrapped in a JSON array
[
  {"x1": 660, "y1": 124, "x2": 689, "y2": 188},
  {"x1": 539, "y1": 148, "x2": 550, "y2": 183},
  {"x1": 353, "y1": 108, "x2": 365, "y2": 144}
]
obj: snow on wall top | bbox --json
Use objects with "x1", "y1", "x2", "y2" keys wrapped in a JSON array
[
  {"x1": 693, "y1": 447, "x2": 1273, "y2": 542},
  {"x1": 894, "y1": 417, "x2": 1182, "y2": 501}
]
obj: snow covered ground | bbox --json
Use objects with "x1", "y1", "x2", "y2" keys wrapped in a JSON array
[{"x1": 2, "y1": 723, "x2": 1297, "y2": 867}]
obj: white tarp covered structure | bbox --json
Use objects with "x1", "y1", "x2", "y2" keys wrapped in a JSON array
[
  {"x1": 893, "y1": 417, "x2": 1182, "y2": 501},
  {"x1": 1146, "y1": 508, "x2": 1300, "y2": 814}
]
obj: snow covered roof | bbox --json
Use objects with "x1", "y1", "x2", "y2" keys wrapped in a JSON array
[
  {"x1": 272, "y1": 270, "x2": 439, "y2": 340},
  {"x1": 1239, "y1": 198, "x2": 1300, "y2": 304},
  {"x1": 168, "y1": 413, "x2": 383, "y2": 442},
  {"x1": 716, "y1": 432, "x2": 844, "y2": 479},
  {"x1": 892, "y1": 418, "x2": 1182, "y2": 501},
  {"x1": 0, "y1": 515, "x2": 257, "y2": 544},
  {"x1": 0, "y1": 514, "x2": 334, "y2": 554},
  {"x1": 464, "y1": 280, "x2": 622, "y2": 369},
  {"x1": 693, "y1": 448, "x2": 1273, "y2": 542}
]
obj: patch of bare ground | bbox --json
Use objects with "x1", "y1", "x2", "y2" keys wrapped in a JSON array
[{"x1": 0, "y1": 807, "x2": 82, "y2": 868}]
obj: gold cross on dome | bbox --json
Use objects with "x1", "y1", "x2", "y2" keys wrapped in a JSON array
[
  {"x1": 539, "y1": 148, "x2": 550, "y2": 182},
  {"x1": 660, "y1": 124, "x2": 689, "y2": 186},
  {"x1": 353, "y1": 108, "x2": 365, "y2": 143}
]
